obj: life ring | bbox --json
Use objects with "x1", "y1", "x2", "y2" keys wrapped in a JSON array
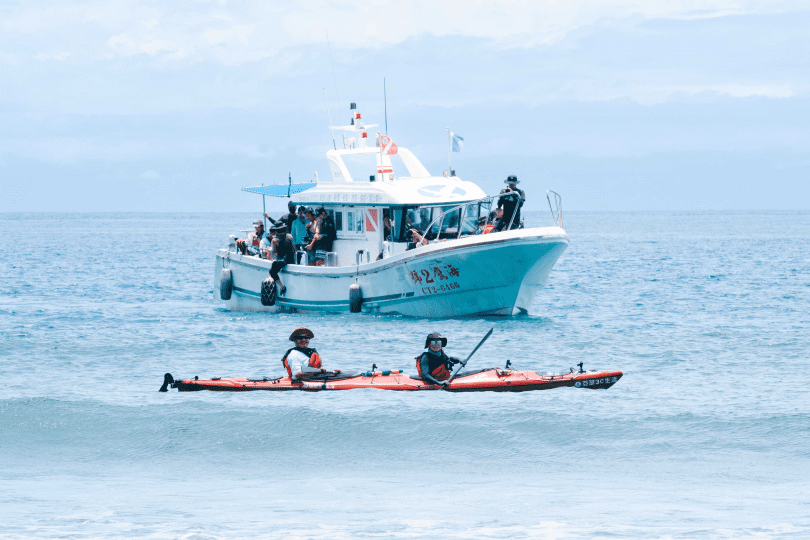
[
  {"x1": 483, "y1": 224, "x2": 495, "y2": 234},
  {"x1": 261, "y1": 276, "x2": 276, "y2": 306},
  {"x1": 219, "y1": 268, "x2": 233, "y2": 300}
]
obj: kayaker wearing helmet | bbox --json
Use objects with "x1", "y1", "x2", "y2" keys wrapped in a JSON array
[
  {"x1": 281, "y1": 327, "x2": 341, "y2": 379},
  {"x1": 416, "y1": 332, "x2": 461, "y2": 388}
]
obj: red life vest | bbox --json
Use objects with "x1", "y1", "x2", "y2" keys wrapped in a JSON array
[
  {"x1": 282, "y1": 347, "x2": 322, "y2": 378},
  {"x1": 415, "y1": 352, "x2": 452, "y2": 381}
]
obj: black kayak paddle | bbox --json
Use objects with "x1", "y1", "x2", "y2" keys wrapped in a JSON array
[{"x1": 444, "y1": 328, "x2": 494, "y2": 388}]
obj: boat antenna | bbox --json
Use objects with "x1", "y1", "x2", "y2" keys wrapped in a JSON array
[
  {"x1": 384, "y1": 77, "x2": 388, "y2": 135},
  {"x1": 446, "y1": 126, "x2": 453, "y2": 175},
  {"x1": 323, "y1": 88, "x2": 336, "y2": 150},
  {"x1": 326, "y1": 30, "x2": 345, "y2": 148}
]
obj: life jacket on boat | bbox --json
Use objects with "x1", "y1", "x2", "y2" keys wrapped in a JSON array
[
  {"x1": 281, "y1": 347, "x2": 322, "y2": 378},
  {"x1": 415, "y1": 351, "x2": 453, "y2": 381}
]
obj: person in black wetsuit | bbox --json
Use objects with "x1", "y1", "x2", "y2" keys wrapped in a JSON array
[
  {"x1": 317, "y1": 212, "x2": 337, "y2": 252},
  {"x1": 306, "y1": 207, "x2": 337, "y2": 260},
  {"x1": 415, "y1": 332, "x2": 460, "y2": 388},
  {"x1": 265, "y1": 201, "x2": 298, "y2": 230},
  {"x1": 494, "y1": 175, "x2": 525, "y2": 232},
  {"x1": 269, "y1": 224, "x2": 295, "y2": 295}
]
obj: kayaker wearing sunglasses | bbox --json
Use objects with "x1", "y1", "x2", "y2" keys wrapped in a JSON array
[
  {"x1": 281, "y1": 327, "x2": 341, "y2": 379},
  {"x1": 416, "y1": 332, "x2": 461, "y2": 388}
]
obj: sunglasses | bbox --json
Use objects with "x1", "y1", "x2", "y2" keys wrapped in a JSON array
[
  {"x1": 428, "y1": 340, "x2": 443, "y2": 345},
  {"x1": 294, "y1": 337, "x2": 309, "y2": 341}
]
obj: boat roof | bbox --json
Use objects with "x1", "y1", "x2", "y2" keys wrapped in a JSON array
[
  {"x1": 291, "y1": 174, "x2": 486, "y2": 207},
  {"x1": 244, "y1": 105, "x2": 487, "y2": 207},
  {"x1": 242, "y1": 183, "x2": 318, "y2": 197}
]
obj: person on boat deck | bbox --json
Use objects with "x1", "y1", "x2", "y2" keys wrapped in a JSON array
[
  {"x1": 377, "y1": 214, "x2": 396, "y2": 260},
  {"x1": 302, "y1": 208, "x2": 316, "y2": 251},
  {"x1": 265, "y1": 201, "x2": 298, "y2": 231},
  {"x1": 494, "y1": 175, "x2": 525, "y2": 232},
  {"x1": 319, "y1": 213, "x2": 337, "y2": 251},
  {"x1": 416, "y1": 332, "x2": 460, "y2": 387},
  {"x1": 383, "y1": 214, "x2": 393, "y2": 241},
  {"x1": 406, "y1": 228, "x2": 429, "y2": 250},
  {"x1": 267, "y1": 224, "x2": 296, "y2": 295},
  {"x1": 236, "y1": 219, "x2": 268, "y2": 256},
  {"x1": 281, "y1": 327, "x2": 341, "y2": 379},
  {"x1": 305, "y1": 207, "x2": 336, "y2": 263},
  {"x1": 291, "y1": 206, "x2": 308, "y2": 251}
]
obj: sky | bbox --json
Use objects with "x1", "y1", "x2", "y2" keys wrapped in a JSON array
[{"x1": 1, "y1": 0, "x2": 808, "y2": 213}]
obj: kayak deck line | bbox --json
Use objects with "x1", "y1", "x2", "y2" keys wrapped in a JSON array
[{"x1": 160, "y1": 367, "x2": 623, "y2": 393}]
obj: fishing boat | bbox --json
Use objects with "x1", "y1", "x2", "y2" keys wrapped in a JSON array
[
  {"x1": 216, "y1": 103, "x2": 568, "y2": 317},
  {"x1": 160, "y1": 366, "x2": 623, "y2": 393}
]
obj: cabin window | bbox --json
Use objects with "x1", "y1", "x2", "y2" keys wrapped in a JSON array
[
  {"x1": 325, "y1": 209, "x2": 342, "y2": 231},
  {"x1": 346, "y1": 210, "x2": 364, "y2": 234}
]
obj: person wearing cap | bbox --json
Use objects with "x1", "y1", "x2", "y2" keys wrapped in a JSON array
[
  {"x1": 264, "y1": 201, "x2": 298, "y2": 231},
  {"x1": 415, "y1": 332, "x2": 461, "y2": 387},
  {"x1": 266, "y1": 223, "x2": 296, "y2": 294},
  {"x1": 494, "y1": 175, "x2": 525, "y2": 232},
  {"x1": 281, "y1": 327, "x2": 341, "y2": 379},
  {"x1": 236, "y1": 219, "x2": 269, "y2": 256}
]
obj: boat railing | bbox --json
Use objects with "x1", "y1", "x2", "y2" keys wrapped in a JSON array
[
  {"x1": 418, "y1": 192, "x2": 524, "y2": 243},
  {"x1": 546, "y1": 190, "x2": 563, "y2": 228}
]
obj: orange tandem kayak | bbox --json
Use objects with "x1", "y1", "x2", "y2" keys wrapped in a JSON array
[{"x1": 161, "y1": 366, "x2": 622, "y2": 393}]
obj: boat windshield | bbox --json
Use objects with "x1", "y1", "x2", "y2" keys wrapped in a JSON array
[{"x1": 394, "y1": 201, "x2": 492, "y2": 241}]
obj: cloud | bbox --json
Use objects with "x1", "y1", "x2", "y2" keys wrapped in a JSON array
[
  {"x1": 3, "y1": 0, "x2": 807, "y2": 66},
  {"x1": 33, "y1": 51, "x2": 72, "y2": 61}
]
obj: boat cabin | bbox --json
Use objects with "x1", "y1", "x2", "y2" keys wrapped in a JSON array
[{"x1": 246, "y1": 107, "x2": 490, "y2": 267}]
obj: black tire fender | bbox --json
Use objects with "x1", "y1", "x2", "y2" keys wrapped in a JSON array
[
  {"x1": 219, "y1": 268, "x2": 233, "y2": 300},
  {"x1": 261, "y1": 276, "x2": 276, "y2": 306},
  {"x1": 349, "y1": 283, "x2": 363, "y2": 313}
]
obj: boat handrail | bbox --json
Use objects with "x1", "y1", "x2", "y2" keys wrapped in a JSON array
[
  {"x1": 418, "y1": 192, "x2": 524, "y2": 242},
  {"x1": 546, "y1": 190, "x2": 563, "y2": 228}
]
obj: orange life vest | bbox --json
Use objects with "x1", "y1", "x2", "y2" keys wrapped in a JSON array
[{"x1": 416, "y1": 352, "x2": 452, "y2": 381}]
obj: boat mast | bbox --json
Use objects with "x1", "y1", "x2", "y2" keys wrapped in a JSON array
[{"x1": 324, "y1": 88, "x2": 337, "y2": 150}]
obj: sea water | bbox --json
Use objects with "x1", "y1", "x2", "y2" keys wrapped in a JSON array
[{"x1": 1, "y1": 211, "x2": 808, "y2": 539}]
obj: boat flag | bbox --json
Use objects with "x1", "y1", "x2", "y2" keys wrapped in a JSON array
[
  {"x1": 451, "y1": 132, "x2": 464, "y2": 152},
  {"x1": 380, "y1": 135, "x2": 398, "y2": 155},
  {"x1": 366, "y1": 208, "x2": 378, "y2": 232}
]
